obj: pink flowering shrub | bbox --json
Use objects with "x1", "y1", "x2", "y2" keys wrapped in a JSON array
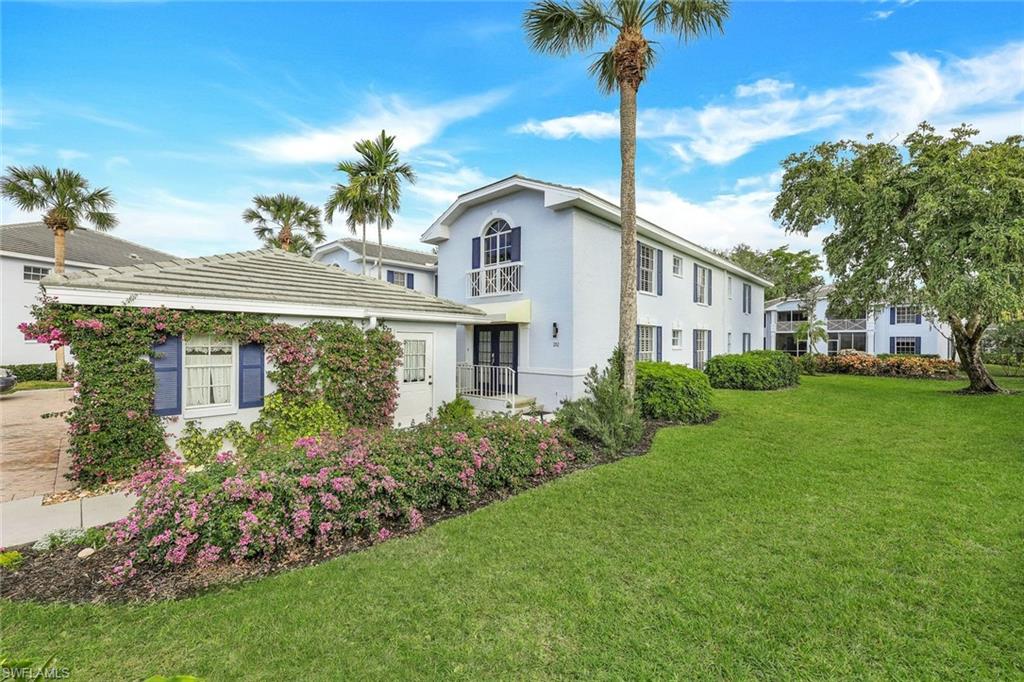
[{"x1": 108, "y1": 416, "x2": 583, "y2": 579}]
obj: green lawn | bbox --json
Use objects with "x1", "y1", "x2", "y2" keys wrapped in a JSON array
[
  {"x1": 11, "y1": 380, "x2": 70, "y2": 392},
  {"x1": 3, "y1": 375, "x2": 1022, "y2": 679}
]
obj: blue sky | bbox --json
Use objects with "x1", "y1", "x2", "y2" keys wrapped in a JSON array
[{"x1": 3, "y1": 1, "x2": 1022, "y2": 257}]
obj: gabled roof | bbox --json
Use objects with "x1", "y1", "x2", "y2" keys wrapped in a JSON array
[
  {"x1": 421, "y1": 175, "x2": 773, "y2": 288},
  {"x1": 0, "y1": 222, "x2": 175, "y2": 266},
  {"x1": 315, "y1": 238, "x2": 437, "y2": 268},
  {"x1": 42, "y1": 248, "x2": 483, "y2": 322}
]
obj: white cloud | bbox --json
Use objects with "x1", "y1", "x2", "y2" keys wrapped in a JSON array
[
  {"x1": 238, "y1": 90, "x2": 509, "y2": 164},
  {"x1": 516, "y1": 41, "x2": 1024, "y2": 166},
  {"x1": 870, "y1": 10, "x2": 894, "y2": 20},
  {"x1": 105, "y1": 156, "x2": 132, "y2": 171},
  {"x1": 57, "y1": 149, "x2": 88, "y2": 162}
]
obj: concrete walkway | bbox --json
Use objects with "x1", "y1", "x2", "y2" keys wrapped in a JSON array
[
  {"x1": 0, "y1": 388, "x2": 74, "y2": 501},
  {"x1": 0, "y1": 491, "x2": 138, "y2": 547}
]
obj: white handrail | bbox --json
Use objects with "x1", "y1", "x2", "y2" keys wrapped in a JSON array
[
  {"x1": 467, "y1": 262, "x2": 523, "y2": 297},
  {"x1": 456, "y1": 363, "x2": 516, "y2": 405}
]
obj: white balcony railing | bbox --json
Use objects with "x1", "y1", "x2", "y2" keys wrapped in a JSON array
[
  {"x1": 467, "y1": 262, "x2": 522, "y2": 297},
  {"x1": 457, "y1": 363, "x2": 516, "y2": 405},
  {"x1": 827, "y1": 318, "x2": 868, "y2": 331},
  {"x1": 775, "y1": 320, "x2": 807, "y2": 332}
]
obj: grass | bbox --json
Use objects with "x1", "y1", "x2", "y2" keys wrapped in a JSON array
[
  {"x1": 3, "y1": 375, "x2": 1022, "y2": 679},
  {"x1": 11, "y1": 380, "x2": 70, "y2": 392}
]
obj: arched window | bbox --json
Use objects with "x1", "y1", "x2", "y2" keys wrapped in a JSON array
[{"x1": 483, "y1": 219, "x2": 513, "y2": 266}]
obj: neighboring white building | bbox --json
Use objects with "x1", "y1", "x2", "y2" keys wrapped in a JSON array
[
  {"x1": 422, "y1": 176, "x2": 770, "y2": 412},
  {"x1": 763, "y1": 287, "x2": 955, "y2": 358},
  {"x1": 314, "y1": 238, "x2": 437, "y2": 296},
  {"x1": 41, "y1": 249, "x2": 485, "y2": 432},
  {"x1": 1, "y1": 222, "x2": 176, "y2": 366}
]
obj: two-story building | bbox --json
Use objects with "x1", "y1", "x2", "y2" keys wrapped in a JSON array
[
  {"x1": 313, "y1": 238, "x2": 437, "y2": 296},
  {"x1": 422, "y1": 176, "x2": 770, "y2": 412},
  {"x1": 763, "y1": 286, "x2": 955, "y2": 358}
]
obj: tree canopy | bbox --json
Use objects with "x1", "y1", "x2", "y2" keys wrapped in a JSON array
[
  {"x1": 714, "y1": 243, "x2": 824, "y2": 301},
  {"x1": 771, "y1": 122, "x2": 1024, "y2": 392}
]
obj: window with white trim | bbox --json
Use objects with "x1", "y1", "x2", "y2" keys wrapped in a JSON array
[
  {"x1": 894, "y1": 305, "x2": 919, "y2": 324},
  {"x1": 402, "y1": 339, "x2": 427, "y2": 382},
  {"x1": 672, "y1": 255, "x2": 683, "y2": 277},
  {"x1": 23, "y1": 265, "x2": 50, "y2": 281},
  {"x1": 742, "y1": 283, "x2": 752, "y2": 314},
  {"x1": 727, "y1": 332, "x2": 733, "y2": 353},
  {"x1": 637, "y1": 325, "x2": 655, "y2": 362},
  {"x1": 893, "y1": 337, "x2": 917, "y2": 355},
  {"x1": 695, "y1": 265, "x2": 710, "y2": 304},
  {"x1": 742, "y1": 333, "x2": 752, "y2": 352},
  {"x1": 392, "y1": 271, "x2": 410, "y2": 288},
  {"x1": 637, "y1": 242, "x2": 655, "y2": 294},
  {"x1": 672, "y1": 329, "x2": 683, "y2": 349},
  {"x1": 483, "y1": 219, "x2": 513, "y2": 266},
  {"x1": 693, "y1": 329, "x2": 711, "y2": 370},
  {"x1": 184, "y1": 336, "x2": 235, "y2": 409},
  {"x1": 728, "y1": 276, "x2": 734, "y2": 300}
]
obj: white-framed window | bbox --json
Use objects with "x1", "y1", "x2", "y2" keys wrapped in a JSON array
[
  {"x1": 184, "y1": 336, "x2": 235, "y2": 410},
  {"x1": 742, "y1": 282, "x2": 752, "y2": 314},
  {"x1": 671, "y1": 328, "x2": 683, "y2": 349},
  {"x1": 672, "y1": 255, "x2": 683, "y2": 277},
  {"x1": 637, "y1": 325, "x2": 655, "y2": 362},
  {"x1": 23, "y1": 265, "x2": 50, "y2": 281},
  {"x1": 727, "y1": 332, "x2": 733, "y2": 353},
  {"x1": 637, "y1": 242, "x2": 655, "y2": 294},
  {"x1": 893, "y1": 337, "x2": 917, "y2": 355},
  {"x1": 402, "y1": 339, "x2": 427, "y2": 383},
  {"x1": 728, "y1": 276, "x2": 734, "y2": 300},
  {"x1": 742, "y1": 333, "x2": 752, "y2": 352},
  {"x1": 693, "y1": 329, "x2": 711, "y2": 370},
  {"x1": 483, "y1": 219, "x2": 513, "y2": 266},
  {"x1": 894, "y1": 305, "x2": 919, "y2": 324},
  {"x1": 392, "y1": 271, "x2": 410, "y2": 288},
  {"x1": 695, "y1": 265, "x2": 711, "y2": 305}
]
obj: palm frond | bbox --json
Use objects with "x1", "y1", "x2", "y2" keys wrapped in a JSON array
[
  {"x1": 647, "y1": 0, "x2": 729, "y2": 40},
  {"x1": 524, "y1": 0, "x2": 612, "y2": 55},
  {"x1": 1, "y1": 165, "x2": 118, "y2": 231}
]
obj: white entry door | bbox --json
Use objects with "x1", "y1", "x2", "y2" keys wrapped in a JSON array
[{"x1": 394, "y1": 332, "x2": 434, "y2": 426}]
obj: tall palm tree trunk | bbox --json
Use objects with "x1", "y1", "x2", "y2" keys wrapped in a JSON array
[
  {"x1": 618, "y1": 81, "x2": 639, "y2": 396},
  {"x1": 361, "y1": 222, "x2": 367, "y2": 276},
  {"x1": 279, "y1": 222, "x2": 293, "y2": 252},
  {"x1": 377, "y1": 214, "x2": 384, "y2": 280},
  {"x1": 53, "y1": 225, "x2": 67, "y2": 376}
]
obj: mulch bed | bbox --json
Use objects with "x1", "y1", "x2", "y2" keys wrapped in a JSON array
[{"x1": 1, "y1": 418, "x2": 700, "y2": 605}]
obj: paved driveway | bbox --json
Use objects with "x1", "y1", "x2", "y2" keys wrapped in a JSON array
[{"x1": 0, "y1": 388, "x2": 73, "y2": 501}]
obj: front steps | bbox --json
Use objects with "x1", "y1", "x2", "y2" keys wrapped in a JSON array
[{"x1": 463, "y1": 393, "x2": 542, "y2": 416}]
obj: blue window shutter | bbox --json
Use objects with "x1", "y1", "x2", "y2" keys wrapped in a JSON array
[
  {"x1": 471, "y1": 237, "x2": 480, "y2": 269},
  {"x1": 914, "y1": 337, "x2": 921, "y2": 354},
  {"x1": 708, "y1": 330, "x2": 712, "y2": 358},
  {"x1": 693, "y1": 264, "x2": 699, "y2": 302},
  {"x1": 916, "y1": 311, "x2": 922, "y2": 324},
  {"x1": 890, "y1": 337, "x2": 896, "y2": 354},
  {"x1": 708, "y1": 271, "x2": 713, "y2": 306},
  {"x1": 890, "y1": 306, "x2": 896, "y2": 324},
  {"x1": 386, "y1": 270, "x2": 395, "y2": 284},
  {"x1": 407, "y1": 273, "x2": 415, "y2": 289},
  {"x1": 238, "y1": 343, "x2": 265, "y2": 409},
  {"x1": 656, "y1": 249, "x2": 663, "y2": 296},
  {"x1": 693, "y1": 329, "x2": 698, "y2": 367},
  {"x1": 635, "y1": 325, "x2": 640, "y2": 360},
  {"x1": 636, "y1": 246, "x2": 642, "y2": 290},
  {"x1": 510, "y1": 227, "x2": 521, "y2": 262},
  {"x1": 656, "y1": 326, "x2": 663, "y2": 361},
  {"x1": 152, "y1": 335, "x2": 182, "y2": 416}
]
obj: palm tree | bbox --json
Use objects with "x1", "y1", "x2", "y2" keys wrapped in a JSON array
[
  {"x1": 242, "y1": 193, "x2": 325, "y2": 257},
  {"x1": 343, "y1": 131, "x2": 416, "y2": 279},
  {"x1": 324, "y1": 168, "x2": 375, "y2": 276},
  {"x1": 1, "y1": 165, "x2": 118, "y2": 375},
  {"x1": 524, "y1": 0, "x2": 729, "y2": 395},
  {"x1": 793, "y1": 319, "x2": 828, "y2": 356}
]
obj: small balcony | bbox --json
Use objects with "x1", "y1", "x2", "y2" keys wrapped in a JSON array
[
  {"x1": 827, "y1": 318, "x2": 868, "y2": 331},
  {"x1": 468, "y1": 262, "x2": 522, "y2": 298},
  {"x1": 775, "y1": 320, "x2": 806, "y2": 332}
]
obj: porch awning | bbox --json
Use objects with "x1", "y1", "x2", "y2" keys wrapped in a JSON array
[{"x1": 470, "y1": 299, "x2": 532, "y2": 323}]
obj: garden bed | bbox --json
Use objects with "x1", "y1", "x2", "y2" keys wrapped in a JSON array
[{"x1": 2, "y1": 421, "x2": 672, "y2": 604}]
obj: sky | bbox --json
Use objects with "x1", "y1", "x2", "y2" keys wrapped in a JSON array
[{"x1": 2, "y1": 1, "x2": 1022, "y2": 258}]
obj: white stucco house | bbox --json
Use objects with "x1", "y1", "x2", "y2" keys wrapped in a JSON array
[
  {"x1": 422, "y1": 176, "x2": 770, "y2": 412},
  {"x1": 1, "y1": 222, "x2": 175, "y2": 366},
  {"x1": 763, "y1": 286, "x2": 955, "y2": 358},
  {"x1": 40, "y1": 249, "x2": 484, "y2": 433},
  {"x1": 314, "y1": 238, "x2": 437, "y2": 295}
]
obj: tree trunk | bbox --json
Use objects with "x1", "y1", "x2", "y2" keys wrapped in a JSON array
[
  {"x1": 361, "y1": 222, "x2": 367, "y2": 276},
  {"x1": 953, "y1": 326, "x2": 1002, "y2": 393},
  {"x1": 53, "y1": 225, "x2": 67, "y2": 377},
  {"x1": 279, "y1": 222, "x2": 292, "y2": 252},
  {"x1": 377, "y1": 215, "x2": 384, "y2": 280},
  {"x1": 617, "y1": 82, "x2": 639, "y2": 396}
]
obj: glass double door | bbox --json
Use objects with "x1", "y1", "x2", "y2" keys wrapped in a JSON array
[{"x1": 473, "y1": 324, "x2": 518, "y2": 395}]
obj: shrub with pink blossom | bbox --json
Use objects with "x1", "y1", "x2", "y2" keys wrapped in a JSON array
[{"x1": 107, "y1": 416, "x2": 584, "y2": 579}]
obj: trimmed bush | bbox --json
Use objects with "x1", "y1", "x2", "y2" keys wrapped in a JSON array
[
  {"x1": 107, "y1": 415, "x2": 580, "y2": 581},
  {"x1": 635, "y1": 361, "x2": 714, "y2": 423},
  {"x1": 810, "y1": 350, "x2": 958, "y2": 378},
  {"x1": 0, "y1": 362, "x2": 57, "y2": 382},
  {"x1": 557, "y1": 352, "x2": 643, "y2": 452},
  {"x1": 706, "y1": 350, "x2": 800, "y2": 390}
]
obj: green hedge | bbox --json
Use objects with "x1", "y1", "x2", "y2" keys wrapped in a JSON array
[
  {"x1": 635, "y1": 361, "x2": 714, "y2": 423},
  {"x1": 0, "y1": 362, "x2": 57, "y2": 382},
  {"x1": 705, "y1": 351, "x2": 800, "y2": 390}
]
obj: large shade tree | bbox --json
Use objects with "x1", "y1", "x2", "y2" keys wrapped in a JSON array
[
  {"x1": 1, "y1": 165, "x2": 118, "y2": 374},
  {"x1": 243, "y1": 193, "x2": 325, "y2": 257},
  {"x1": 772, "y1": 123, "x2": 1024, "y2": 393},
  {"x1": 714, "y1": 243, "x2": 824, "y2": 300},
  {"x1": 524, "y1": 0, "x2": 729, "y2": 395},
  {"x1": 340, "y1": 131, "x2": 415, "y2": 279},
  {"x1": 325, "y1": 166, "x2": 376, "y2": 276}
]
